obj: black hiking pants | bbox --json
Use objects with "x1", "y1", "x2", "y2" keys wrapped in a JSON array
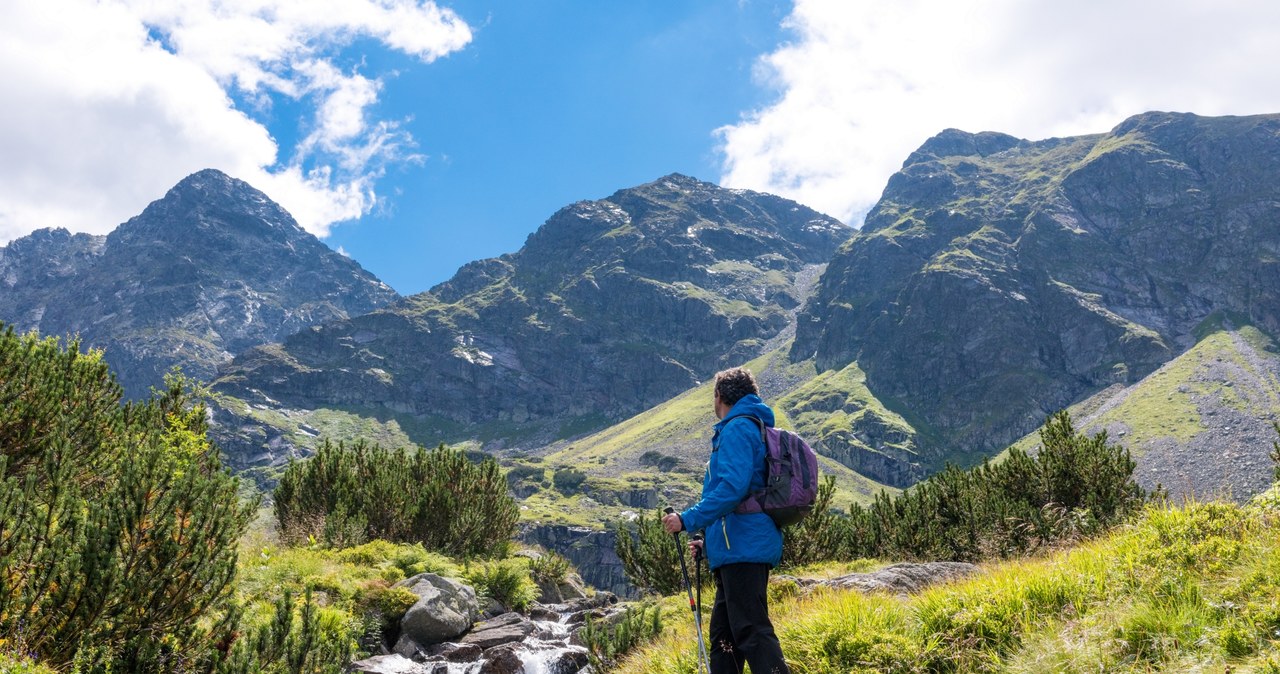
[{"x1": 708, "y1": 562, "x2": 790, "y2": 674}]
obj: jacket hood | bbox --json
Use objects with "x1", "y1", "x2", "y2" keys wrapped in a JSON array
[{"x1": 717, "y1": 394, "x2": 774, "y2": 429}]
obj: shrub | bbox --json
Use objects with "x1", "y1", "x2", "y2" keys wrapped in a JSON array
[
  {"x1": 553, "y1": 468, "x2": 588, "y2": 494},
  {"x1": 0, "y1": 328, "x2": 257, "y2": 672},
  {"x1": 464, "y1": 558, "x2": 539, "y2": 613},
  {"x1": 615, "y1": 511, "x2": 684, "y2": 596},
  {"x1": 217, "y1": 589, "x2": 355, "y2": 674},
  {"x1": 579, "y1": 602, "x2": 663, "y2": 671},
  {"x1": 639, "y1": 451, "x2": 680, "y2": 472},
  {"x1": 274, "y1": 440, "x2": 520, "y2": 558},
  {"x1": 528, "y1": 551, "x2": 572, "y2": 586},
  {"x1": 843, "y1": 411, "x2": 1146, "y2": 563},
  {"x1": 780, "y1": 475, "x2": 848, "y2": 568}
]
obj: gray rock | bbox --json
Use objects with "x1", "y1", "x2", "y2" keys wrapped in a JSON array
[
  {"x1": 424, "y1": 642, "x2": 483, "y2": 662},
  {"x1": 783, "y1": 562, "x2": 978, "y2": 596},
  {"x1": 460, "y1": 612, "x2": 535, "y2": 650},
  {"x1": 395, "y1": 573, "x2": 482, "y2": 646},
  {"x1": 348, "y1": 654, "x2": 429, "y2": 673},
  {"x1": 478, "y1": 645, "x2": 524, "y2": 674}
]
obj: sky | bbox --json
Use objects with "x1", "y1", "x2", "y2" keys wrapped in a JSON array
[{"x1": 3, "y1": 0, "x2": 1280, "y2": 294}]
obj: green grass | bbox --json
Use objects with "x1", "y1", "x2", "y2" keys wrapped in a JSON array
[
  {"x1": 540, "y1": 346, "x2": 897, "y2": 526},
  {"x1": 615, "y1": 498, "x2": 1280, "y2": 673}
]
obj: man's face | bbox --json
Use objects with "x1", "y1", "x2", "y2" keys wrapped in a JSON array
[{"x1": 713, "y1": 390, "x2": 727, "y2": 420}]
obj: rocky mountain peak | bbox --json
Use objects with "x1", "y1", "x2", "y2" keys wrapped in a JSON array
[
  {"x1": 0, "y1": 171, "x2": 397, "y2": 398},
  {"x1": 110, "y1": 168, "x2": 301, "y2": 246},
  {"x1": 902, "y1": 128, "x2": 1023, "y2": 168}
]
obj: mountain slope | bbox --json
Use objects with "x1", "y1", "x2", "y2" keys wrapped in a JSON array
[
  {"x1": 212, "y1": 174, "x2": 852, "y2": 468},
  {"x1": 0, "y1": 169, "x2": 398, "y2": 397},
  {"x1": 1005, "y1": 317, "x2": 1280, "y2": 501},
  {"x1": 793, "y1": 112, "x2": 1280, "y2": 485}
]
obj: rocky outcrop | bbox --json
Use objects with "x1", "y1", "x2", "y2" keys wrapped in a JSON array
[
  {"x1": 394, "y1": 573, "x2": 482, "y2": 648},
  {"x1": 781, "y1": 562, "x2": 978, "y2": 596},
  {"x1": 519, "y1": 524, "x2": 632, "y2": 598},
  {"x1": 0, "y1": 169, "x2": 396, "y2": 398},
  {"x1": 212, "y1": 174, "x2": 851, "y2": 466},
  {"x1": 794, "y1": 112, "x2": 1280, "y2": 481}
]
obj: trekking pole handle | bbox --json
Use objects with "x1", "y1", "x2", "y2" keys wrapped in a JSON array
[{"x1": 692, "y1": 533, "x2": 703, "y2": 562}]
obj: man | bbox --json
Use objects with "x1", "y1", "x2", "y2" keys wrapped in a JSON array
[{"x1": 662, "y1": 367, "x2": 790, "y2": 674}]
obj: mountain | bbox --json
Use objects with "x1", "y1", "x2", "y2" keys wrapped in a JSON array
[
  {"x1": 1004, "y1": 317, "x2": 1280, "y2": 499},
  {"x1": 792, "y1": 111, "x2": 1280, "y2": 489},
  {"x1": 211, "y1": 174, "x2": 852, "y2": 470},
  {"x1": 0, "y1": 169, "x2": 398, "y2": 397}
]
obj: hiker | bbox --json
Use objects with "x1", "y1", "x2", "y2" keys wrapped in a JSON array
[{"x1": 662, "y1": 367, "x2": 790, "y2": 674}]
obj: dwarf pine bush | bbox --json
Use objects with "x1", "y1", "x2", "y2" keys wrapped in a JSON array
[
  {"x1": 273, "y1": 439, "x2": 519, "y2": 558},
  {"x1": 845, "y1": 410, "x2": 1146, "y2": 563},
  {"x1": 0, "y1": 327, "x2": 257, "y2": 672}
]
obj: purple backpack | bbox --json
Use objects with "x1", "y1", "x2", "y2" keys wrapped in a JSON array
[{"x1": 732, "y1": 416, "x2": 820, "y2": 527}]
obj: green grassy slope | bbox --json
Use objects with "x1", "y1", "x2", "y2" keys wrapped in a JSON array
[
  {"x1": 617, "y1": 495, "x2": 1280, "y2": 673},
  {"x1": 528, "y1": 345, "x2": 898, "y2": 527},
  {"x1": 1001, "y1": 320, "x2": 1280, "y2": 501}
]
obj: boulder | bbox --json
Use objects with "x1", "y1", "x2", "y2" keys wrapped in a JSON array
[
  {"x1": 348, "y1": 654, "x2": 430, "y2": 673},
  {"x1": 535, "y1": 572, "x2": 589, "y2": 604},
  {"x1": 395, "y1": 573, "x2": 482, "y2": 646},
  {"x1": 478, "y1": 645, "x2": 524, "y2": 674},
  {"x1": 424, "y1": 642, "x2": 483, "y2": 662},
  {"x1": 783, "y1": 562, "x2": 978, "y2": 596},
  {"x1": 461, "y1": 612, "x2": 536, "y2": 650}
]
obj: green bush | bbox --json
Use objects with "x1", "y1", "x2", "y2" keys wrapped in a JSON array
[
  {"x1": 0, "y1": 328, "x2": 257, "y2": 672},
  {"x1": 274, "y1": 440, "x2": 519, "y2": 558},
  {"x1": 529, "y1": 551, "x2": 572, "y2": 586},
  {"x1": 615, "y1": 512, "x2": 684, "y2": 596},
  {"x1": 553, "y1": 468, "x2": 588, "y2": 494},
  {"x1": 844, "y1": 411, "x2": 1146, "y2": 563},
  {"x1": 579, "y1": 602, "x2": 663, "y2": 671},
  {"x1": 464, "y1": 558, "x2": 538, "y2": 612},
  {"x1": 217, "y1": 589, "x2": 354, "y2": 674}
]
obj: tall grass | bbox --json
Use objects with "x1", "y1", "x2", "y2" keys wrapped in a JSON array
[{"x1": 615, "y1": 500, "x2": 1280, "y2": 673}]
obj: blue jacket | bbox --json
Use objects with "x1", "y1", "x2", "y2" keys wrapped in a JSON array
[{"x1": 679, "y1": 394, "x2": 783, "y2": 570}]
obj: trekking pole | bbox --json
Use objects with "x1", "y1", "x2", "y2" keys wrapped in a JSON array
[
  {"x1": 665, "y1": 507, "x2": 710, "y2": 674},
  {"x1": 692, "y1": 532, "x2": 705, "y2": 629}
]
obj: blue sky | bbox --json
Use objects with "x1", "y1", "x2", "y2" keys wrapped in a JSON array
[
  {"x1": 4, "y1": 0, "x2": 1280, "y2": 297},
  {"x1": 318, "y1": 1, "x2": 791, "y2": 293}
]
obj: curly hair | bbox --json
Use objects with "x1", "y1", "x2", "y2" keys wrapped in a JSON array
[{"x1": 714, "y1": 367, "x2": 759, "y2": 407}]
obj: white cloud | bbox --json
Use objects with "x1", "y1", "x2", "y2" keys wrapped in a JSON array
[
  {"x1": 718, "y1": 0, "x2": 1280, "y2": 224},
  {"x1": 0, "y1": 0, "x2": 470, "y2": 242}
]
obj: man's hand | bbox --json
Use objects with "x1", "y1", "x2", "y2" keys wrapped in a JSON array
[
  {"x1": 688, "y1": 538, "x2": 704, "y2": 561},
  {"x1": 662, "y1": 512, "x2": 683, "y2": 533}
]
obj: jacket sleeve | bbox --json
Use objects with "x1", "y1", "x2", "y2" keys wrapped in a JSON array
[{"x1": 679, "y1": 418, "x2": 758, "y2": 533}]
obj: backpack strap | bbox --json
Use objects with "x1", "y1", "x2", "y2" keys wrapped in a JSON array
[{"x1": 713, "y1": 415, "x2": 767, "y2": 451}]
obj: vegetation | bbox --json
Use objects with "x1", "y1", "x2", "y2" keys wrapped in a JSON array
[
  {"x1": 463, "y1": 558, "x2": 539, "y2": 612},
  {"x1": 273, "y1": 439, "x2": 519, "y2": 557},
  {"x1": 579, "y1": 602, "x2": 665, "y2": 671},
  {"x1": 615, "y1": 511, "x2": 686, "y2": 596},
  {"x1": 0, "y1": 328, "x2": 257, "y2": 672},
  {"x1": 617, "y1": 498, "x2": 1280, "y2": 673},
  {"x1": 842, "y1": 411, "x2": 1145, "y2": 562}
]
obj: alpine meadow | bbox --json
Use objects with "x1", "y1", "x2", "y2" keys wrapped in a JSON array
[{"x1": 4, "y1": 3, "x2": 1280, "y2": 672}]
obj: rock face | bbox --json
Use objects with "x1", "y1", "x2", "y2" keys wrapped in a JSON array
[
  {"x1": 793, "y1": 112, "x2": 1280, "y2": 483},
  {"x1": 0, "y1": 169, "x2": 396, "y2": 398},
  {"x1": 212, "y1": 173, "x2": 851, "y2": 465},
  {"x1": 519, "y1": 524, "x2": 632, "y2": 598},
  {"x1": 394, "y1": 573, "x2": 482, "y2": 647}
]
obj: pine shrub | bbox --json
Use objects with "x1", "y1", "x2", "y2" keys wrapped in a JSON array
[
  {"x1": 0, "y1": 327, "x2": 257, "y2": 672},
  {"x1": 845, "y1": 410, "x2": 1146, "y2": 562},
  {"x1": 273, "y1": 440, "x2": 519, "y2": 558},
  {"x1": 579, "y1": 602, "x2": 663, "y2": 671},
  {"x1": 615, "y1": 511, "x2": 684, "y2": 596},
  {"x1": 464, "y1": 558, "x2": 539, "y2": 612}
]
